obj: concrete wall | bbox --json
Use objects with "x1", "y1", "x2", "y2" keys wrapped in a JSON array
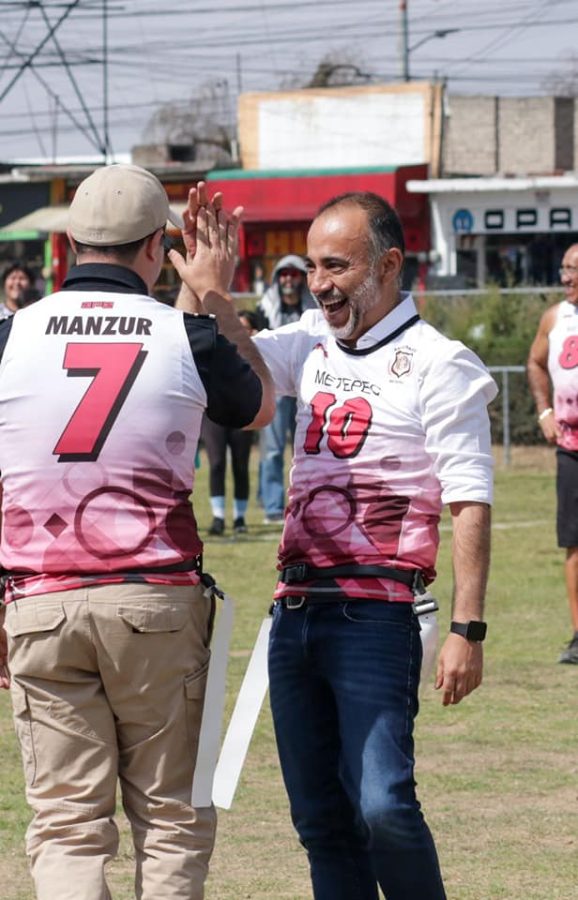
[
  {"x1": 443, "y1": 95, "x2": 498, "y2": 176},
  {"x1": 238, "y1": 83, "x2": 443, "y2": 171},
  {"x1": 554, "y1": 97, "x2": 574, "y2": 171},
  {"x1": 443, "y1": 95, "x2": 576, "y2": 176}
]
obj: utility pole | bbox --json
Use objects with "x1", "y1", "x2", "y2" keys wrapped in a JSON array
[
  {"x1": 400, "y1": 0, "x2": 410, "y2": 82},
  {"x1": 102, "y1": 0, "x2": 110, "y2": 162}
]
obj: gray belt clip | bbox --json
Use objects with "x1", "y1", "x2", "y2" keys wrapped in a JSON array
[
  {"x1": 283, "y1": 596, "x2": 306, "y2": 610},
  {"x1": 412, "y1": 591, "x2": 439, "y2": 617}
]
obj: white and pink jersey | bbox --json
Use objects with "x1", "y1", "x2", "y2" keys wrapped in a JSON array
[
  {"x1": 548, "y1": 301, "x2": 578, "y2": 451},
  {"x1": 254, "y1": 293, "x2": 497, "y2": 601},
  {"x1": 0, "y1": 265, "x2": 261, "y2": 601}
]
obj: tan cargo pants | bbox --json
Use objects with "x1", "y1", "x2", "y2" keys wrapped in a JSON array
[{"x1": 5, "y1": 581, "x2": 217, "y2": 900}]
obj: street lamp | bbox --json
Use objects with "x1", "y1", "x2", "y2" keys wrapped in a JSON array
[
  {"x1": 404, "y1": 29, "x2": 459, "y2": 81},
  {"x1": 400, "y1": 0, "x2": 459, "y2": 83}
]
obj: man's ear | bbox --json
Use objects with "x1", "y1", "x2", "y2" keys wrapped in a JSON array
[
  {"x1": 144, "y1": 229, "x2": 162, "y2": 261},
  {"x1": 379, "y1": 247, "x2": 404, "y2": 284},
  {"x1": 66, "y1": 230, "x2": 77, "y2": 254}
]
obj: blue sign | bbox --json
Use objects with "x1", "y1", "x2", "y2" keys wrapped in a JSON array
[{"x1": 452, "y1": 209, "x2": 474, "y2": 233}]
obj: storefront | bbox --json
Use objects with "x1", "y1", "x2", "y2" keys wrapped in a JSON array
[
  {"x1": 0, "y1": 166, "x2": 199, "y2": 297},
  {"x1": 407, "y1": 175, "x2": 578, "y2": 288},
  {"x1": 0, "y1": 180, "x2": 52, "y2": 288},
  {"x1": 205, "y1": 165, "x2": 430, "y2": 292},
  {"x1": 0, "y1": 163, "x2": 431, "y2": 298}
]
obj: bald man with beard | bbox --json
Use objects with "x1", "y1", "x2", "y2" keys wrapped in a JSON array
[{"x1": 528, "y1": 242, "x2": 578, "y2": 664}]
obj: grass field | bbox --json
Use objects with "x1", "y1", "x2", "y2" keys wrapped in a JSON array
[{"x1": 1, "y1": 445, "x2": 576, "y2": 900}]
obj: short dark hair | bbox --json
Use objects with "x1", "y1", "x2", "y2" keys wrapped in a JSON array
[
  {"x1": 2, "y1": 261, "x2": 34, "y2": 286},
  {"x1": 316, "y1": 192, "x2": 405, "y2": 261},
  {"x1": 73, "y1": 234, "x2": 149, "y2": 264},
  {"x1": 15, "y1": 287, "x2": 42, "y2": 309}
]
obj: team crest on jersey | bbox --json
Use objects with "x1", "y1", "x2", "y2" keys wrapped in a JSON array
[{"x1": 391, "y1": 348, "x2": 413, "y2": 379}]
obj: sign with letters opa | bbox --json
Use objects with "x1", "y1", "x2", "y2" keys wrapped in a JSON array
[{"x1": 452, "y1": 204, "x2": 573, "y2": 234}]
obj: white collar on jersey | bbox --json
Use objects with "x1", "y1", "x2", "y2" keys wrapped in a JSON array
[{"x1": 352, "y1": 291, "x2": 417, "y2": 351}]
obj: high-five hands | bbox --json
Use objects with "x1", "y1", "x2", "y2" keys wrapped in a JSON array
[{"x1": 171, "y1": 181, "x2": 243, "y2": 306}]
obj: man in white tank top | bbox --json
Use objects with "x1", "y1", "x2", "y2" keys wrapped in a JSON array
[
  {"x1": 0, "y1": 165, "x2": 275, "y2": 900},
  {"x1": 528, "y1": 243, "x2": 578, "y2": 664}
]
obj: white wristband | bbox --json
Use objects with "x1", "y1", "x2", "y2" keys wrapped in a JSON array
[{"x1": 538, "y1": 407, "x2": 553, "y2": 422}]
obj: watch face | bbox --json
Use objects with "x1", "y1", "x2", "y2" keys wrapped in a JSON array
[
  {"x1": 451, "y1": 620, "x2": 487, "y2": 642},
  {"x1": 466, "y1": 621, "x2": 487, "y2": 642}
]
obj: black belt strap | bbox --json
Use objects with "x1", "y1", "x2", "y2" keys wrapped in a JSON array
[
  {"x1": 280, "y1": 563, "x2": 423, "y2": 591},
  {"x1": 6, "y1": 554, "x2": 203, "y2": 579}
]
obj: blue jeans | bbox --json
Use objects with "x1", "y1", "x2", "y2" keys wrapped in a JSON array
[
  {"x1": 261, "y1": 395, "x2": 296, "y2": 517},
  {"x1": 268, "y1": 599, "x2": 446, "y2": 900}
]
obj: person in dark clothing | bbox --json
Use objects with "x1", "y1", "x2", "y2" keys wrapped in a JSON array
[
  {"x1": 257, "y1": 255, "x2": 316, "y2": 522},
  {"x1": 203, "y1": 309, "x2": 261, "y2": 535}
]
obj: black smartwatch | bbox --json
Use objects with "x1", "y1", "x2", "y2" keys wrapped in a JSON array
[{"x1": 450, "y1": 620, "x2": 487, "y2": 642}]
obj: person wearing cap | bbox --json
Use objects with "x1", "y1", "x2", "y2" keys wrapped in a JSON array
[
  {"x1": 256, "y1": 254, "x2": 317, "y2": 523},
  {"x1": 0, "y1": 164, "x2": 274, "y2": 900}
]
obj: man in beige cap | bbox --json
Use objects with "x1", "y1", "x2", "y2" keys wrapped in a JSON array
[{"x1": 0, "y1": 164, "x2": 274, "y2": 900}]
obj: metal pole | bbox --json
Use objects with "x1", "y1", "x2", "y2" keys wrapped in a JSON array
[
  {"x1": 502, "y1": 369, "x2": 511, "y2": 467},
  {"x1": 103, "y1": 0, "x2": 110, "y2": 162},
  {"x1": 236, "y1": 52, "x2": 243, "y2": 94},
  {"x1": 400, "y1": 1, "x2": 410, "y2": 82}
]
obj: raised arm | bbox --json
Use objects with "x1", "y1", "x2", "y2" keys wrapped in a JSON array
[
  {"x1": 170, "y1": 200, "x2": 275, "y2": 429},
  {"x1": 174, "y1": 182, "x2": 225, "y2": 314},
  {"x1": 435, "y1": 501, "x2": 490, "y2": 707},
  {"x1": 527, "y1": 304, "x2": 560, "y2": 444}
]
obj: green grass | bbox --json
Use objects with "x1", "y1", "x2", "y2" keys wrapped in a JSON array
[{"x1": 1, "y1": 447, "x2": 577, "y2": 899}]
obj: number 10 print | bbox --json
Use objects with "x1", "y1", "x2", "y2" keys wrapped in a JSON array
[{"x1": 304, "y1": 391, "x2": 373, "y2": 459}]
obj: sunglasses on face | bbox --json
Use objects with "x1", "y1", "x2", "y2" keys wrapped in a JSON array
[{"x1": 162, "y1": 232, "x2": 175, "y2": 254}]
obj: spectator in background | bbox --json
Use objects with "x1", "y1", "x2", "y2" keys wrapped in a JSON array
[
  {"x1": 1, "y1": 262, "x2": 34, "y2": 318},
  {"x1": 251, "y1": 262, "x2": 266, "y2": 296},
  {"x1": 257, "y1": 254, "x2": 316, "y2": 523},
  {"x1": 203, "y1": 309, "x2": 261, "y2": 536},
  {"x1": 16, "y1": 287, "x2": 42, "y2": 309},
  {"x1": 528, "y1": 242, "x2": 578, "y2": 663}
]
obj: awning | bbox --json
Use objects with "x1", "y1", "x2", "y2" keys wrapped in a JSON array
[
  {"x1": 0, "y1": 205, "x2": 185, "y2": 240},
  {"x1": 0, "y1": 205, "x2": 69, "y2": 240}
]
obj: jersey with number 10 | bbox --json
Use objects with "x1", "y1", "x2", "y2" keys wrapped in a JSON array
[
  {"x1": 0, "y1": 283, "x2": 260, "y2": 600},
  {"x1": 548, "y1": 300, "x2": 578, "y2": 451},
  {"x1": 255, "y1": 294, "x2": 497, "y2": 600}
]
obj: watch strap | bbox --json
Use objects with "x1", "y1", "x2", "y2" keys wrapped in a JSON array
[{"x1": 450, "y1": 620, "x2": 487, "y2": 642}]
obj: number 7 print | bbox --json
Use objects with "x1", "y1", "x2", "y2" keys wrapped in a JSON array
[{"x1": 54, "y1": 342, "x2": 148, "y2": 462}]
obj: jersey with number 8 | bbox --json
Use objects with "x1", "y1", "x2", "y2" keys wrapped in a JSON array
[{"x1": 548, "y1": 300, "x2": 578, "y2": 451}]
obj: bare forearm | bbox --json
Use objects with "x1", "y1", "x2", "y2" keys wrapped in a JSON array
[
  {"x1": 527, "y1": 359, "x2": 552, "y2": 413},
  {"x1": 175, "y1": 282, "x2": 201, "y2": 314},
  {"x1": 449, "y1": 501, "x2": 491, "y2": 621}
]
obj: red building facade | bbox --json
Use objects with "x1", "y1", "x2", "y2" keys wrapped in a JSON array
[{"x1": 204, "y1": 165, "x2": 430, "y2": 292}]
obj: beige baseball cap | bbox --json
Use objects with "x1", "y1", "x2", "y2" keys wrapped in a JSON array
[{"x1": 68, "y1": 163, "x2": 183, "y2": 246}]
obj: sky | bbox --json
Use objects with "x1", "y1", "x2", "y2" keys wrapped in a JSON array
[{"x1": 0, "y1": 0, "x2": 577, "y2": 162}]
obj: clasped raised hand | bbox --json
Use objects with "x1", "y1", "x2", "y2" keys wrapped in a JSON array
[{"x1": 170, "y1": 181, "x2": 243, "y2": 303}]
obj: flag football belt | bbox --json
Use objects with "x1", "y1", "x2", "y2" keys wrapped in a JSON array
[
  {"x1": 280, "y1": 563, "x2": 424, "y2": 593},
  {"x1": 4, "y1": 554, "x2": 203, "y2": 580}
]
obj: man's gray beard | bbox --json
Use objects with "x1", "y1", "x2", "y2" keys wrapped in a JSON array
[{"x1": 326, "y1": 270, "x2": 380, "y2": 340}]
